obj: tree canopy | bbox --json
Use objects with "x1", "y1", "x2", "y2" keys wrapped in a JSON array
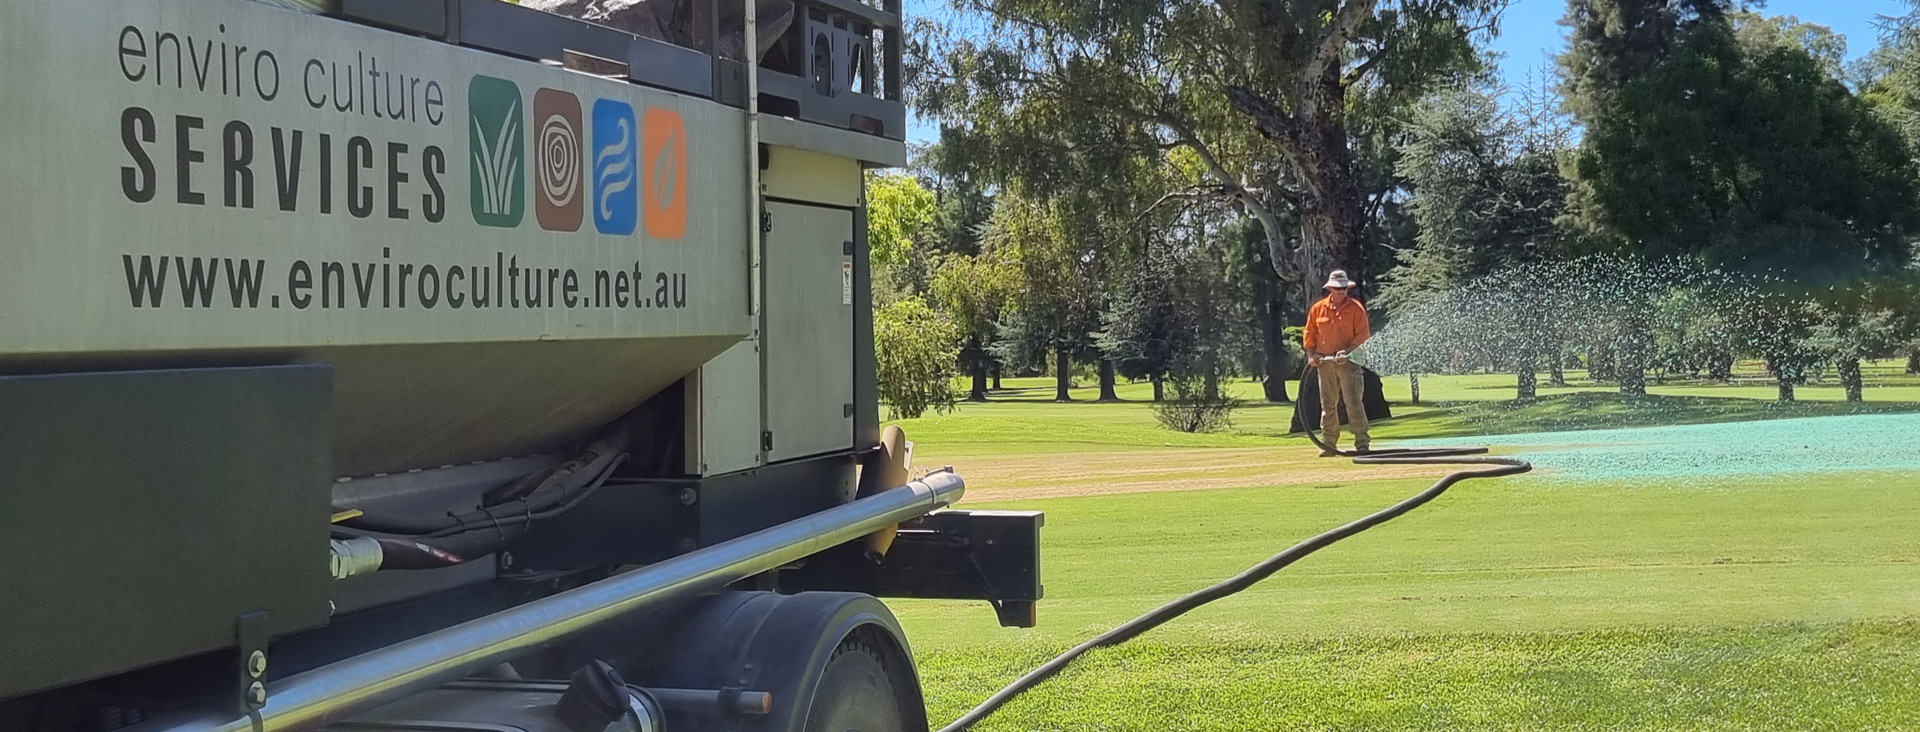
[
  {"x1": 913, "y1": 0, "x2": 1502, "y2": 306},
  {"x1": 867, "y1": 0, "x2": 1920, "y2": 415},
  {"x1": 1574, "y1": 24, "x2": 1920, "y2": 281}
]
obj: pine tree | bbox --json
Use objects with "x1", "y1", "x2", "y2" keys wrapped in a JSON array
[{"x1": 1557, "y1": 0, "x2": 1733, "y2": 123}]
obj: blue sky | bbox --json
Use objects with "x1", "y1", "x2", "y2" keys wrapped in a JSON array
[{"x1": 904, "y1": 0, "x2": 1910, "y2": 144}]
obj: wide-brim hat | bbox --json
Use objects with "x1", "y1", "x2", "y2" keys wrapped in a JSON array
[{"x1": 1323, "y1": 270, "x2": 1356, "y2": 289}]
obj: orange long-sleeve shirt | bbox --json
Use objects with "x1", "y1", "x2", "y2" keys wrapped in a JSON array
[{"x1": 1303, "y1": 296, "x2": 1370, "y2": 355}]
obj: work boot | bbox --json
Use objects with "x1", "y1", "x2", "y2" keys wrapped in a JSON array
[
  {"x1": 1318, "y1": 448, "x2": 1340, "y2": 458},
  {"x1": 1353, "y1": 443, "x2": 1370, "y2": 455}
]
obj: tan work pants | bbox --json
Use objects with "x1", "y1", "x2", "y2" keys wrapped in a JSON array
[{"x1": 1317, "y1": 360, "x2": 1369, "y2": 450}]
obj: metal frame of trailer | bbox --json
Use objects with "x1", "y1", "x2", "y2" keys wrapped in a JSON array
[{"x1": 0, "y1": 1, "x2": 1042, "y2": 730}]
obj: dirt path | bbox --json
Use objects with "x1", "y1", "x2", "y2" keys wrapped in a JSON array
[{"x1": 918, "y1": 447, "x2": 1459, "y2": 501}]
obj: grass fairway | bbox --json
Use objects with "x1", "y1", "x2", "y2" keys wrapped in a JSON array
[
  {"x1": 887, "y1": 367, "x2": 1920, "y2": 731},
  {"x1": 914, "y1": 622, "x2": 1920, "y2": 731}
]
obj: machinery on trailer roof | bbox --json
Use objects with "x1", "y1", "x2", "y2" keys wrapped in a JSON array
[{"x1": 0, "y1": 2, "x2": 1042, "y2": 730}]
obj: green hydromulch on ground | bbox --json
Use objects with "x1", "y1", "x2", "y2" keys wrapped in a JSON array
[
  {"x1": 1365, "y1": 391, "x2": 1920, "y2": 441},
  {"x1": 1413, "y1": 412, "x2": 1920, "y2": 483},
  {"x1": 1373, "y1": 361, "x2": 1920, "y2": 404},
  {"x1": 915, "y1": 622, "x2": 1920, "y2": 732}
]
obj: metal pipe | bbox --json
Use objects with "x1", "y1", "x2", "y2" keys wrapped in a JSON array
[
  {"x1": 438, "y1": 681, "x2": 775, "y2": 716},
  {"x1": 642, "y1": 687, "x2": 774, "y2": 716},
  {"x1": 745, "y1": 0, "x2": 763, "y2": 320},
  {"x1": 882, "y1": 0, "x2": 902, "y2": 102},
  {"x1": 135, "y1": 473, "x2": 965, "y2": 732}
]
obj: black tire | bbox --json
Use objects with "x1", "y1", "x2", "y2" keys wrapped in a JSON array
[
  {"x1": 529, "y1": 592, "x2": 929, "y2": 732},
  {"x1": 804, "y1": 635, "x2": 914, "y2": 732}
]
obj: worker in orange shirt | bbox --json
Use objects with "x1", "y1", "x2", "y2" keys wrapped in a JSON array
[{"x1": 1303, "y1": 269, "x2": 1371, "y2": 456}]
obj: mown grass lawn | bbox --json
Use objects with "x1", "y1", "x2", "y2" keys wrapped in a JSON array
[
  {"x1": 913, "y1": 622, "x2": 1920, "y2": 731},
  {"x1": 886, "y1": 365, "x2": 1920, "y2": 731}
]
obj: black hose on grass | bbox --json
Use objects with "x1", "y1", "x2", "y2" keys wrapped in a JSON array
[{"x1": 936, "y1": 367, "x2": 1531, "y2": 732}]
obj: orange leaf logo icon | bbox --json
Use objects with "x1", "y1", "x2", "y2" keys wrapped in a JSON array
[{"x1": 643, "y1": 108, "x2": 688, "y2": 239}]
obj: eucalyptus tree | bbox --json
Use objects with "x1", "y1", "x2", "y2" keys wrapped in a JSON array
[{"x1": 911, "y1": 0, "x2": 1503, "y2": 310}]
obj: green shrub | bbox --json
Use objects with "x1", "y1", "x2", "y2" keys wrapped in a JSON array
[
  {"x1": 1150, "y1": 376, "x2": 1242, "y2": 433},
  {"x1": 875, "y1": 297, "x2": 963, "y2": 419}
]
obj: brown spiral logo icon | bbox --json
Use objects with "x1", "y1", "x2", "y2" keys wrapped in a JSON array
[
  {"x1": 532, "y1": 88, "x2": 583, "y2": 232},
  {"x1": 539, "y1": 112, "x2": 581, "y2": 209}
]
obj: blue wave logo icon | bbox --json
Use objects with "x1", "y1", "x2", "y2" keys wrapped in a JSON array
[{"x1": 591, "y1": 99, "x2": 638, "y2": 236}]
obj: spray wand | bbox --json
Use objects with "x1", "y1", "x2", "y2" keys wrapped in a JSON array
[{"x1": 935, "y1": 362, "x2": 1530, "y2": 732}]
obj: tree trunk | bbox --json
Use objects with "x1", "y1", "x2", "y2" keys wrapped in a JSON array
[
  {"x1": 1410, "y1": 373, "x2": 1421, "y2": 404},
  {"x1": 1098, "y1": 358, "x2": 1120, "y2": 402},
  {"x1": 1257, "y1": 291, "x2": 1292, "y2": 403},
  {"x1": 1262, "y1": 373, "x2": 1291, "y2": 403},
  {"x1": 991, "y1": 363, "x2": 1003, "y2": 390},
  {"x1": 1708, "y1": 351, "x2": 1734, "y2": 382},
  {"x1": 1617, "y1": 319, "x2": 1648, "y2": 397},
  {"x1": 1517, "y1": 354, "x2": 1538, "y2": 400},
  {"x1": 1549, "y1": 357, "x2": 1566, "y2": 388},
  {"x1": 1907, "y1": 348, "x2": 1919, "y2": 375},
  {"x1": 1053, "y1": 348, "x2": 1072, "y2": 402},
  {"x1": 1203, "y1": 351, "x2": 1221, "y2": 401},
  {"x1": 1289, "y1": 196, "x2": 1365, "y2": 314},
  {"x1": 1767, "y1": 353, "x2": 1804, "y2": 403},
  {"x1": 1619, "y1": 365, "x2": 1646, "y2": 396},
  {"x1": 1152, "y1": 373, "x2": 1166, "y2": 402},
  {"x1": 1840, "y1": 357, "x2": 1863, "y2": 402},
  {"x1": 1223, "y1": 86, "x2": 1367, "y2": 312},
  {"x1": 966, "y1": 338, "x2": 988, "y2": 401},
  {"x1": 1283, "y1": 109, "x2": 1370, "y2": 303},
  {"x1": 1768, "y1": 355, "x2": 1796, "y2": 402},
  {"x1": 1588, "y1": 345, "x2": 1615, "y2": 382},
  {"x1": 1302, "y1": 207, "x2": 1369, "y2": 299}
]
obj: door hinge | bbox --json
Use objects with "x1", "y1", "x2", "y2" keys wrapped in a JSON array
[
  {"x1": 843, "y1": 240, "x2": 855, "y2": 256},
  {"x1": 761, "y1": 431, "x2": 774, "y2": 452},
  {"x1": 844, "y1": 403, "x2": 855, "y2": 418},
  {"x1": 760, "y1": 210, "x2": 772, "y2": 234}
]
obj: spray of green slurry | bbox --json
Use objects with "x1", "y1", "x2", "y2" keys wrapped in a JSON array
[{"x1": 1407, "y1": 412, "x2": 1920, "y2": 483}]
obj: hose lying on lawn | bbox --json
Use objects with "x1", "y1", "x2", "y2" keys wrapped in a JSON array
[{"x1": 936, "y1": 368, "x2": 1531, "y2": 732}]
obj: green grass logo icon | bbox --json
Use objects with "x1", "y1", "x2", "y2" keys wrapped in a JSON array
[{"x1": 469, "y1": 76, "x2": 525, "y2": 227}]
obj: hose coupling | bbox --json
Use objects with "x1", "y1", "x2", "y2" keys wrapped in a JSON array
[{"x1": 329, "y1": 537, "x2": 385, "y2": 580}]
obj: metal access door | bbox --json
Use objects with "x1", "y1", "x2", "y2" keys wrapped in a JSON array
[{"x1": 763, "y1": 201, "x2": 856, "y2": 462}]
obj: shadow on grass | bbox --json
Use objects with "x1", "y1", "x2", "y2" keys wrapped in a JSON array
[
  {"x1": 902, "y1": 382, "x2": 1920, "y2": 453},
  {"x1": 976, "y1": 386, "x2": 1300, "y2": 406}
]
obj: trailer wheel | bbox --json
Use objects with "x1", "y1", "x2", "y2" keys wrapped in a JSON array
[
  {"x1": 520, "y1": 591, "x2": 929, "y2": 732},
  {"x1": 804, "y1": 632, "x2": 914, "y2": 732}
]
